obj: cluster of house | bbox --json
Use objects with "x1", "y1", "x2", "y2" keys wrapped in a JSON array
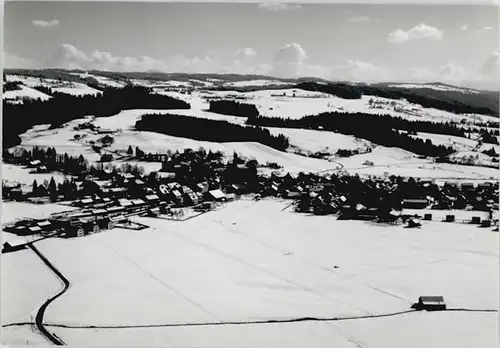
[{"x1": 258, "y1": 172, "x2": 499, "y2": 225}]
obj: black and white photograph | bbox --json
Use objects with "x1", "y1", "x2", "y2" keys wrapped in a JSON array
[{"x1": 1, "y1": 0, "x2": 499, "y2": 346}]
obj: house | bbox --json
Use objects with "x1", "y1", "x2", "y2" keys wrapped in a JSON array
[
  {"x1": 37, "y1": 220, "x2": 53, "y2": 232},
  {"x1": 75, "y1": 198, "x2": 94, "y2": 207},
  {"x1": 207, "y1": 189, "x2": 226, "y2": 201},
  {"x1": 413, "y1": 296, "x2": 446, "y2": 311},
  {"x1": 118, "y1": 198, "x2": 133, "y2": 208},
  {"x1": 36, "y1": 165, "x2": 49, "y2": 173},
  {"x1": 100, "y1": 154, "x2": 113, "y2": 162},
  {"x1": 195, "y1": 182, "x2": 209, "y2": 193},
  {"x1": 156, "y1": 172, "x2": 176, "y2": 181},
  {"x1": 402, "y1": 198, "x2": 428, "y2": 209},
  {"x1": 2, "y1": 239, "x2": 27, "y2": 253},
  {"x1": 97, "y1": 128, "x2": 114, "y2": 134},
  {"x1": 131, "y1": 198, "x2": 146, "y2": 207},
  {"x1": 28, "y1": 160, "x2": 41, "y2": 168},
  {"x1": 145, "y1": 194, "x2": 160, "y2": 205}
]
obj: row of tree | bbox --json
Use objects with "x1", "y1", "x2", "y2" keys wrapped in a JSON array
[{"x1": 135, "y1": 113, "x2": 290, "y2": 151}]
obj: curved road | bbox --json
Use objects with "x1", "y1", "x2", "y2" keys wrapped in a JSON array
[{"x1": 29, "y1": 244, "x2": 69, "y2": 346}]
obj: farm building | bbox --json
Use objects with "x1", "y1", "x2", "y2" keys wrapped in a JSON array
[{"x1": 413, "y1": 296, "x2": 447, "y2": 311}]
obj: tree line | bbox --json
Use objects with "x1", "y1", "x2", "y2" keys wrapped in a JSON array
[
  {"x1": 2, "y1": 86, "x2": 191, "y2": 149},
  {"x1": 135, "y1": 113, "x2": 290, "y2": 151},
  {"x1": 208, "y1": 100, "x2": 260, "y2": 117},
  {"x1": 246, "y1": 113, "x2": 456, "y2": 158}
]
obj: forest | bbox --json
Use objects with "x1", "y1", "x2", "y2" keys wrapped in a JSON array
[
  {"x1": 208, "y1": 100, "x2": 260, "y2": 117},
  {"x1": 2, "y1": 85, "x2": 191, "y2": 148},
  {"x1": 246, "y1": 112, "x2": 456, "y2": 158},
  {"x1": 135, "y1": 113, "x2": 290, "y2": 151}
]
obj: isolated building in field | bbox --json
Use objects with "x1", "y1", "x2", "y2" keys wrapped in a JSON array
[{"x1": 413, "y1": 296, "x2": 447, "y2": 311}]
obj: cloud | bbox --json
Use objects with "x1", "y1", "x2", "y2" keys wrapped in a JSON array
[
  {"x1": 387, "y1": 23, "x2": 443, "y2": 43},
  {"x1": 460, "y1": 24, "x2": 468, "y2": 31},
  {"x1": 47, "y1": 44, "x2": 168, "y2": 72},
  {"x1": 257, "y1": 3, "x2": 301, "y2": 11},
  {"x1": 330, "y1": 60, "x2": 391, "y2": 82},
  {"x1": 479, "y1": 51, "x2": 500, "y2": 80},
  {"x1": 483, "y1": 26, "x2": 493, "y2": 30},
  {"x1": 32, "y1": 19, "x2": 60, "y2": 28},
  {"x1": 270, "y1": 42, "x2": 308, "y2": 78},
  {"x1": 3, "y1": 51, "x2": 39, "y2": 69},
  {"x1": 232, "y1": 47, "x2": 258, "y2": 60},
  {"x1": 349, "y1": 16, "x2": 371, "y2": 23}
]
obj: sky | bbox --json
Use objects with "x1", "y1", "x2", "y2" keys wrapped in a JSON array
[{"x1": 3, "y1": 1, "x2": 499, "y2": 88}]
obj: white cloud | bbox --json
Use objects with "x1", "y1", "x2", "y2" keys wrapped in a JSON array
[
  {"x1": 232, "y1": 47, "x2": 258, "y2": 60},
  {"x1": 270, "y1": 42, "x2": 308, "y2": 78},
  {"x1": 257, "y1": 3, "x2": 301, "y2": 11},
  {"x1": 387, "y1": 23, "x2": 443, "y2": 43},
  {"x1": 460, "y1": 24, "x2": 468, "y2": 31},
  {"x1": 3, "y1": 51, "x2": 39, "y2": 69},
  {"x1": 349, "y1": 16, "x2": 371, "y2": 23},
  {"x1": 483, "y1": 26, "x2": 493, "y2": 30},
  {"x1": 330, "y1": 60, "x2": 392, "y2": 82},
  {"x1": 480, "y1": 51, "x2": 500, "y2": 80},
  {"x1": 32, "y1": 19, "x2": 60, "y2": 28},
  {"x1": 47, "y1": 44, "x2": 168, "y2": 72}
]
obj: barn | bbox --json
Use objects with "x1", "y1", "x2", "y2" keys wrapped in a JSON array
[{"x1": 413, "y1": 296, "x2": 447, "y2": 311}]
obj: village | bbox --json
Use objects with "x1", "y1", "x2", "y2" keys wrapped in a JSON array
[{"x1": 2, "y1": 142, "x2": 498, "y2": 253}]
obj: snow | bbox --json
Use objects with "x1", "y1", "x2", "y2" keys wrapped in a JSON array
[
  {"x1": 2, "y1": 85, "x2": 52, "y2": 102},
  {"x1": 335, "y1": 146, "x2": 499, "y2": 180},
  {"x1": 1, "y1": 325, "x2": 53, "y2": 346},
  {"x1": 1, "y1": 202, "x2": 78, "y2": 225},
  {"x1": 49, "y1": 311, "x2": 497, "y2": 348},
  {"x1": 52, "y1": 82, "x2": 102, "y2": 96},
  {"x1": 388, "y1": 83, "x2": 480, "y2": 94},
  {"x1": 6, "y1": 199, "x2": 495, "y2": 345},
  {"x1": 224, "y1": 80, "x2": 292, "y2": 87},
  {"x1": 266, "y1": 128, "x2": 373, "y2": 154},
  {"x1": 2, "y1": 164, "x2": 73, "y2": 190},
  {"x1": 1, "y1": 248, "x2": 62, "y2": 324}
]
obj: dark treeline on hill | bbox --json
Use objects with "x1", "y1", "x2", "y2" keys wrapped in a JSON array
[
  {"x1": 2, "y1": 86, "x2": 191, "y2": 149},
  {"x1": 294, "y1": 82, "x2": 499, "y2": 117},
  {"x1": 208, "y1": 100, "x2": 260, "y2": 117},
  {"x1": 295, "y1": 82, "x2": 363, "y2": 99},
  {"x1": 135, "y1": 113, "x2": 290, "y2": 151},
  {"x1": 247, "y1": 113, "x2": 455, "y2": 157}
]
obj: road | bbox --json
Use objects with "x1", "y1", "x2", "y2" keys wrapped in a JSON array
[{"x1": 28, "y1": 243, "x2": 70, "y2": 346}]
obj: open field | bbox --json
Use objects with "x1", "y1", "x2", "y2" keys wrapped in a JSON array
[
  {"x1": 46, "y1": 311, "x2": 497, "y2": 348},
  {"x1": 2, "y1": 199, "x2": 496, "y2": 345}
]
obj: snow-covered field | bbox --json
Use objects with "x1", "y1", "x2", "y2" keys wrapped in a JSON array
[
  {"x1": 2, "y1": 85, "x2": 52, "y2": 102},
  {"x1": 3, "y1": 199, "x2": 497, "y2": 346},
  {"x1": 1, "y1": 202, "x2": 78, "y2": 225},
  {"x1": 266, "y1": 128, "x2": 373, "y2": 154},
  {"x1": 46, "y1": 311, "x2": 496, "y2": 348},
  {"x1": 387, "y1": 83, "x2": 480, "y2": 94},
  {"x1": 2, "y1": 164, "x2": 72, "y2": 190},
  {"x1": 336, "y1": 147, "x2": 499, "y2": 180},
  {"x1": 131, "y1": 79, "x2": 192, "y2": 88},
  {"x1": 51, "y1": 82, "x2": 102, "y2": 96},
  {"x1": 1, "y1": 248, "x2": 62, "y2": 324}
]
